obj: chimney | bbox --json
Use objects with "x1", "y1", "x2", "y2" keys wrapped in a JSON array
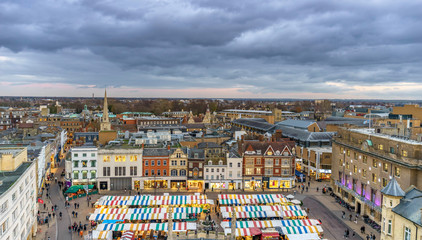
[
  {"x1": 142, "y1": 143, "x2": 144, "y2": 149},
  {"x1": 167, "y1": 144, "x2": 171, "y2": 150},
  {"x1": 258, "y1": 135, "x2": 264, "y2": 142},
  {"x1": 275, "y1": 129, "x2": 282, "y2": 141}
]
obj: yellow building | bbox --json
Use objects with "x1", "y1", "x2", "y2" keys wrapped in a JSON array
[
  {"x1": 169, "y1": 148, "x2": 188, "y2": 189},
  {"x1": 381, "y1": 178, "x2": 422, "y2": 240},
  {"x1": 0, "y1": 147, "x2": 27, "y2": 171},
  {"x1": 392, "y1": 104, "x2": 422, "y2": 122}
]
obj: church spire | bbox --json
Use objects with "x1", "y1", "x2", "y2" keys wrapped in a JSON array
[{"x1": 100, "y1": 89, "x2": 111, "y2": 131}]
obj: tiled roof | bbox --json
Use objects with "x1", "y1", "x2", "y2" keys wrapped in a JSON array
[
  {"x1": 276, "y1": 126, "x2": 334, "y2": 142},
  {"x1": 381, "y1": 177, "x2": 405, "y2": 197},
  {"x1": 276, "y1": 119, "x2": 316, "y2": 129},
  {"x1": 241, "y1": 140, "x2": 294, "y2": 153},
  {"x1": 143, "y1": 148, "x2": 170, "y2": 157},
  {"x1": 188, "y1": 148, "x2": 205, "y2": 159},
  {"x1": 392, "y1": 188, "x2": 422, "y2": 226},
  {"x1": 232, "y1": 118, "x2": 275, "y2": 132},
  {"x1": 197, "y1": 142, "x2": 221, "y2": 149}
]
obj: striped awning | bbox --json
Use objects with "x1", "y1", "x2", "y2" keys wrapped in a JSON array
[
  {"x1": 220, "y1": 219, "x2": 321, "y2": 229},
  {"x1": 96, "y1": 222, "x2": 196, "y2": 232},
  {"x1": 282, "y1": 210, "x2": 308, "y2": 218},
  {"x1": 220, "y1": 205, "x2": 301, "y2": 213},
  {"x1": 92, "y1": 230, "x2": 112, "y2": 240},
  {"x1": 90, "y1": 214, "x2": 127, "y2": 221},
  {"x1": 121, "y1": 231, "x2": 134, "y2": 240},
  {"x1": 281, "y1": 225, "x2": 322, "y2": 235},
  {"x1": 218, "y1": 194, "x2": 287, "y2": 205},
  {"x1": 224, "y1": 228, "x2": 263, "y2": 237},
  {"x1": 222, "y1": 211, "x2": 281, "y2": 219}
]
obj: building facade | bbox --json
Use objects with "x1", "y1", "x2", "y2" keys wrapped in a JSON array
[
  {"x1": 240, "y1": 140, "x2": 296, "y2": 190},
  {"x1": 68, "y1": 147, "x2": 98, "y2": 186},
  {"x1": 0, "y1": 147, "x2": 38, "y2": 240},
  {"x1": 142, "y1": 148, "x2": 170, "y2": 189},
  {"x1": 97, "y1": 148, "x2": 143, "y2": 191},
  {"x1": 169, "y1": 148, "x2": 188, "y2": 189},
  {"x1": 187, "y1": 148, "x2": 205, "y2": 190},
  {"x1": 295, "y1": 146, "x2": 332, "y2": 180},
  {"x1": 332, "y1": 127, "x2": 422, "y2": 225}
]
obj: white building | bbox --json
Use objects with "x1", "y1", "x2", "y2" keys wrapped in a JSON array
[
  {"x1": 226, "y1": 152, "x2": 243, "y2": 190},
  {"x1": 0, "y1": 147, "x2": 38, "y2": 240},
  {"x1": 68, "y1": 147, "x2": 98, "y2": 186},
  {"x1": 204, "y1": 159, "x2": 227, "y2": 190},
  {"x1": 97, "y1": 147, "x2": 143, "y2": 191}
]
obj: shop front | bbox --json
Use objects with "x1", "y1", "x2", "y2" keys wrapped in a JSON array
[
  {"x1": 318, "y1": 169, "x2": 331, "y2": 180},
  {"x1": 228, "y1": 180, "x2": 242, "y2": 190},
  {"x1": 170, "y1": 180, "x2": 186, "y2": 189},
  {"x1": 187, "y1": 180, "x2": 203, "y2": 190},
  {"x1": 244, "y1": 178, "x2": 262, "y2": 190},
  {"x1": 208, "y1": 181, "x2": 228, "y2": 190},
  {"x1": 268, "y1": 177, "x2": 295, "y2": 189},
  {"x1": 144, "y1": 180, "x2": 168, "y2": 189}
]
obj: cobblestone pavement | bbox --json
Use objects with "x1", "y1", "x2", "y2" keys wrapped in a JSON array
[{"x1": 38, "y1": 179, "x2": 380, "y2": 240}]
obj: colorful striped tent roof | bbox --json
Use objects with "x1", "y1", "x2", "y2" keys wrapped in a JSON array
[
  {"x1": 90, "y1": 213, "x2": 187, "y2": 221},
  {"x1": 98, "y1": 199, "x2": 207, "y2": 207},
  {"x1": 94, "y1": 207, "x2": 202, "y2": 215},
  {"x1": 218, "y1": 194, "x2": 287, "y2": 205},
  {"x1": 101, "y1": 195, "x2": 206, "y2": 201},
  {"x1": 280, "y1": 225, "x2": 323, "y2": 235},
  {"x1": 220, "y1": 205, "x2": 301, "y2": 212},
  {"x1": 282, "y1": 210, "x2": 308, "y2": 217},
  {"x1": 224, "y1": 228, "x2": 263, "y2": 237},
  {"x1": 222, "y1": 211, "x2": 281, "y2": 219},
  {"x1": 220, "y1": 219, "x2": 321, "y2": 229},
  {"x1": 96, "y1": 222, "x2": 196, "y2": 232},
  {"x1": 92, "y1": 230, "x2": 112, "y2": 240}
]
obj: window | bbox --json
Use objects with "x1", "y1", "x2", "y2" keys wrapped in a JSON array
[
  {"x1": 73, "y1": 153, "x2": 78, "y2": 157},
  {"x1": 115, "y1": 167, "x2": 126, "y2": 176},
  {"x1": 130, "y1": 166, "x2": 137, "y2": 176},
  {"x1": 256, "y1": 168, "x2": 261, "y2": 174},
  {"x1": 205, "y1": 168, "x2": 209, "y2": 173},
  {"x1": 172, "y1": 160, "x2": 177, "y2": 166},
  {"x1": 382, "y1": 178, "x2": 387, "y2": 187},
  {"x1": 238, "y1": 163, "x2": 241, "y2": 168},
  {"x1": 163, "y1": 160, "x2": 167, "y2": 166},
  {"x1": 395, "y1": 167, "x2": 401, "y2": 177},
  {"x1": 91, "y1": 160, "x2": 96, "y2": 167},
  {"x1": 383, "y1": 163, "x2": 388, "y2": 172},
  {"x1": 382, "y1": 218, "x2": 385, "y2": 232},
  {"x1": 82, "y1": 170, "x2": 88, "y2": 179},
  {"x1": 115, "y1": 156, "x2": 126, "y2": 162},
  {"x1": 346, "y1": 162, "x2": 349, "y2": 169},
  {"x1": 163, "y1": 170, "x2": 167, "y2": 176},
  {"x1": 372, "y1": 173, "x2": 376, "y2": 183},
  {"x1": 151, "y1": 170, "x2": 155, "y2": 176},
  {"x1": 372, "y1": 159, "x2": 378, "y2": 168},
  {"x1": 211, "y1": 168, "x2": 214, "y2": 173},
  {"x1": 216, "y1": 168, "x2": 219, "y2": 173},
  {"x1": 151, "y1": 160, "x2": 155, "y2": 166},
  {"x1": 91, "y1": 153, "x2": 96, "y2": 157},
  {"x1": 275, "y1": 159, "x2": 280, "y2": 165},
  {"x1": 1, "y1": 220, "x2": 8, "y2": 235},
  {"x1": 82, "y1": 160, "x2": 88, "y2": 167},
  {"x1": 354, "y1": 152, "x2": 357, "y2": 159},
  {"x1": 362, "y1": 169, "x2": 367, "y2": 177},
  {"x1": 157, "y1": 170, "x2": 161, "y2": 176},
  {"x1": 103, "y1": 156, "x2": 110, "y2": 162},
  {"x1": 402, "y1": 150, "x2": 408, "y2": 157},
  {"x1": 256, "y1": 159, "x2": 261, "y2": 164},
  {"x1": 130, "y1": 155, "x2": 137, "y2": 162},
  {"x1": 246, "y1": 168, "x2": 254, "y2": 175},
  {"x1": 91, "y1": 171, "x2": 96, "y2": 179},
  {"x1": 73, "y1": 161, "x2": 79, "y2": 168},
  {"x1": 378, "y1": 144, "x2": 383, "y2": 150},
  {"x1": 145, "y1": 170, "x2": 149, "y2": 176},
  {"x1": 229, "y1": 171, "x2": 232, "y2": 177},
  {"x1": 222, "y1": 168, "x2": 224, "y2": 172},
  {"x1": 181, "y1": 160, "x2": 186, "y2": 166},
  {"x1": 353, "y1": 165, "x2": 357, "y2": 173},
  {"x1": 171, "y1": 170, "x2": 178, "y2": 176},
  {"x1": 404, "y1": 227, "x2": 411, "y2": 240},
  {"x1": 362, "y1": 156, "x2": 367, "y2": 164},
  {"x1": 180, "y1": 170, "x2": 186, "y2": 176},
  {"x1": 83, "y1": 153, "x2": 87, "y2": 157},
  {"x1": 157, "y1": 160, "x2": 161, "y2": 166},
  {"x1": 73, "y1": 171, "x2": 79, "y2": 179},
  {"x1": 387, "y1": 220, "x2": 392, "y2": 234},
  {"x1": 189, "y1": 162, "x2": 193, "y2": 168},
  {"x1": 103, "y1": 167, "x2": 110, "y2": 176},
  {"x1": 346, "y1": 150, "x2": 350, "y2": 157},
  {"x1": 145, "y1": 160, "x2": 148, "y2": 166},
  {"x1": 389, "y1": 147, "x2": 395, "y2": 154}
]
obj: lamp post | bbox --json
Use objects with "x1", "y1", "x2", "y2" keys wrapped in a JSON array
[
  {"x1": 168, "y1": 206, "x2": 173, "y2": 240},
  {"x1": 231, "y1": 209, "x2": 236, "y2": 240}
]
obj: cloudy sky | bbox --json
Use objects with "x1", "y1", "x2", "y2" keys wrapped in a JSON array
[{"x1": 1, "y1": 0, "x2": 422, "y2": 99}]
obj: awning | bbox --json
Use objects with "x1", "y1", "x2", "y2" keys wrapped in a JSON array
[
  {"x1": 96, "y1": 222, "x2": 196, "y2": 232},
  {"x1": 90, "y1": 213, "x2": 187, "y2": 221},
  {"x1": 222, "y1": 211, "x2": 281, "y2": 219},
  {"x1": 220, "y1": 219, "x2": 321, "y2": 229},
  {"x1": 92, "y1": 231, "x2": 112, "y2": 240},
  {"x1": 286, "y1": 233, "x2": 320, "y2": 240},
  {"x1": 65, "y1": 185, "x2": 94, "y2": 193},
  {"x1": 282, "y1": 210, "x2": 308, "y2": 218},
  {"x1": 220, "y1": 205, "x2": 301, "y2": 212},
  {"x1": 121, "y1": 231, "x2": 134, "y2": 240},
  {"x1": 281, "y1": 226, "x2": 323, "y2": 235},
  {"x1": 94, "y1": 207, "x2": 203, "y2": 215},
  {"x1": 224, "y1": 228, "x2": 262, "y2": 237}
]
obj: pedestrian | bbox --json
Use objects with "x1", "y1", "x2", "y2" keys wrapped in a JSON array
[
  {"x1": 52, "y1": 206, "x2": 54, "y2": 212},
  {"x1": 77, "y1": 203, "x2": 80, "y2": 209},
  {"x1": 344, "y1": 229, "x2": 348, "y2": 239},
  {"x1": 308, "y1": 181, "x2": 310, "y2": 187},
  {"x1": 306, "y1": 186, "x2": 308, "y2": 192},
  {"x1": 352, "y1": 231, "x2": 356, "y2": 237},
  {"x1": 43, "y1": 203, "x2": 46, "y2": 210},
  {"x1": 349, "y1": 214, "x2": 352, "y2": 221},
  {"x1": 366, "y1": 234, "x2": 370, "y2": 240},
  {"x1": 79, "y1": 230, "x2": 83, "y2": 237},
  {"x1": 68, "y1": 226, "x2": 71, "y2": 233},
  {"x1": 372, "y1": 233, "x2": 376, "y2": 240},
  {"x1": 75, "y1": 212, "x2": 78, "y2": 218},
  {"x1": 354, "y1": 216, "x2": 358, "y2": 224},
  {"x1": 53, "y1": 212, "x2": 55, "y2": 218},
  {"x1": 72, "y1": 211, "x2": 75, "y2": 217},
  {"x1": 74, "y1": 202, "x2": 77, "y2": 208},
  {"x1": 316, "y1": 187, "x2": 319, "y2": 192},
  {"x1": 342, "y1": 211, "x2": 346, "y2": 218},
  {"x1": 361, "y1": 226, "x2": 365, "y2": 234}
]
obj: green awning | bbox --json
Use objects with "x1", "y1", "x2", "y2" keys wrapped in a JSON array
[{"x1": 65, "y1": 185, "x2": 94, "y2": 193}]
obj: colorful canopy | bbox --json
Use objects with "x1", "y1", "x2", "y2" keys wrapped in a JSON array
[
  {"x1": 96, "y1": 222, "x2": 196, "y2": 232},
  {"x1": 220, "y1": 219, "x2": 321, "y2": 229},
  {"x1": 121, "y1": 231, "x2": 134, "y2": 240},
  {"x1": 98, "y1": 199, "x2": 207, "y2": 207},
  {"x1": 65, "y1": 185, "x2": 94, "y2": 193},
  {"x1": 218, "y1": 194, "x2": 287, "y2": 205},
  {"x1": 285, "y1": 233, "x2": 321, "y2": 240},
  {"x1": 101, "y1": 195, "x2": 206, "y2": 202},
  {"x1": 222, "y1": 211, "x2": 281, "y2": 219},
  {"x1": 94, "y1": 207, "x2": 202, "y2": 215},
  {"x1": 90, "y1": 213, "x2": 187, "y2": 221},
  {"x1": 281, "y1": 225, "x2": 323, "y2": 235},
  {"x1": 282, "y1": 210, "x2": 308, "y2": 218},
  {"x1": 220, "y1": 205, "x2": 301, "y2": 213},
  {"x1": 92, "y1": 230, "x2": 112, "y2": 240},
  {"x1": 224, "y1": 228, "x2": 263, "y2": 237}
]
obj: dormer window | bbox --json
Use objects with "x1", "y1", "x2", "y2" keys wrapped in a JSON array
[
  {"x1": 194, "y1": 153, "x2": 198, "y2": 158},
  {"x1": 283, "y1": 152, "x2": 289, "y2": 156},
  {"x1": 219, "y1": 160, "x2": 223, "y2": 165},
  {"x1": 208, "y1": 160, "x2": 212, "y2": 165},
  {"x1": 257, "y1": 150, "x2": 261, "y2": 154}
]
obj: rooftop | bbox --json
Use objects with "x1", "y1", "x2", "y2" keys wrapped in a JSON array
[
  {"x1": 350, "y1": 128, "x2": 422, "y2": 145},
  {"x1": 392, "y1": 187, "x2": 422, "y2": 227},
  {"x1": 0, "y1": 148, "x2": 25, "y2": 157},
  {"x1": 221, "y1": 109, "x2": 273, "y2": 114},
  {"x1": 276, "y1": 125, "x2": 334, "y2": 142},
  {"x1": 0, "y1": 161, "x2": 33, "y2": 196},
  {"x1": 276, "y1": 119, "x2": 316, "y2": 129},
  {"x1": 381, "y1": 177, "x2": 405, "y2": 197}
]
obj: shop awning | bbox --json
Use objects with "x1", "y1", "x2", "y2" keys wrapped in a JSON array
[
  {"x1": 121, "y1": 231, "x2": 134, "y2": 240},
  {"x1": 90, "y1": 214, "x2": 126, "y2": 221},
  {"x1": 281, "y1": 226, "x2": 323, "y2": 235},
  {"x1": 101, "y1": 195, "x2": 206, "y2": 202},
  {"x1": 222, "y1": 211, "x2": 281, "y2": 219},
  {"x1": 90, "y1": 213, "x2": 187, "y2": 221},
  {"x1": 282, "y1": 210, "x2": 308, "y2": 218},
  {"x1": 218, "y1": 194, "x2": 287, "y2": 205},
  {"x1": 94, "y1": 207, "x2": 203, "y2": 215},
  {"x1": 92, "y1": 230, "x2": 112, "y2": 240},
  {"x1": 65, "y1": 185, "x2": 94, "y2": 193},
  {"x1": 220, "y1": 205, "x2": 301, "y2": 213}
]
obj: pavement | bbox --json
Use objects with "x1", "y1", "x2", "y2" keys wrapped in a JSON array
[{"x1": 37, "y1": 176, "x2": 381, "y2": 240}]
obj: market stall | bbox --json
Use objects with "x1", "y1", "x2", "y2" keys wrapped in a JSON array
[
  {"x1": 218, "y1": 194, "x2": 288, "y2": 205},
  {"x1": 224, "y1": 228, "x2": 263, "y2": 238},
  {"x1": 220, "y1": 219, "x2": 321, "y2": 229},
  {"x1": 92, "y1": 230, "x2": 112, "y2": 240},
  {"x1": 222, "y1": 211, "x2": 282, "y2": 219},
  {"x1": 280, "y1": 226, "x2": 323, "y2": 235},
  {"x1": 90, "y1": 212, "x2": 188, "y2": 221},
  {"x1": 96, "y1": 222, "x2": 196, "y2": 232},
  {"x1": 285, "y1": 233, "x2": 321, "y2": 240},
  {"x1": 220, "y1": 205, "x2": 301, "y2": 212},
  {"x1": 282, "y1": 210, "x2": 308, "y2": 219},
  {"x1": 94, "y1": 207, "x2": 202, "y2": 215},
  {"x1": 65, "y1": 185, "x2": 96, "y2": 200}
]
